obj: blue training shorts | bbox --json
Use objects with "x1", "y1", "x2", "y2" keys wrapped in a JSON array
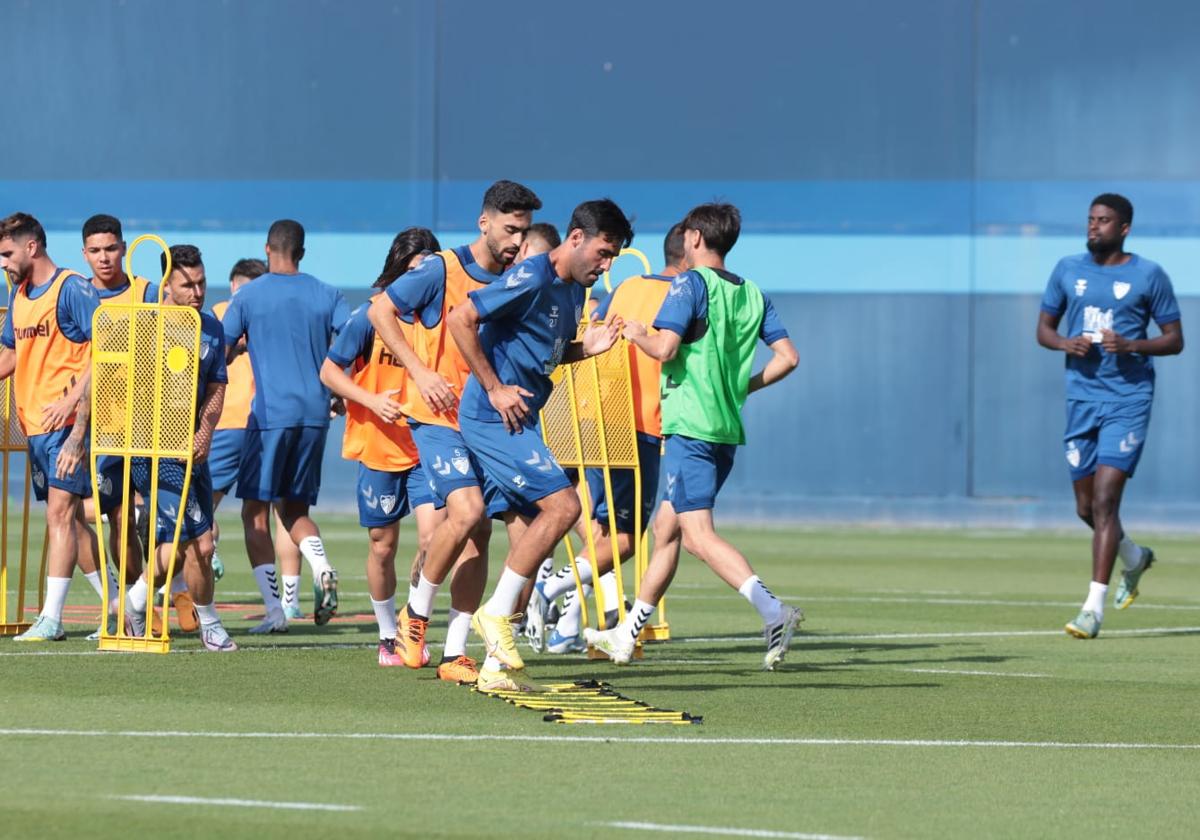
[
  {"x1": 131, "y1": 457, "x2": 214, "y2": 544},
  {"x1": 660, "y1": 434, "x2": 737, "y2": 514},
  {"x1": 27, "y1": 428, "x2": 90, "y2": 501},
  {"x1": 458, "y1": 415, "x2": 572, "y2": 519},
  {"x1": 1064, "y1": 399, "x2": 1152, "y2": 481},
  {"x1": 356, "y1": 463, "x2": 414, "y2": 528},
  {"x1": 236, "y1": 425, "x2": 327, "y2": 504},
  {"x1": 585, "y1": 433, "x2": 661, "y2": 534},
  {"x1": 94, "y1": 454, "x2": 127, "y2": 514},
  {"x1": 407, "y1": 460, "x2": 438, "y2": 510},
  {"x1": 208, "y1": 428, "x2": 245, "y2": 495}
]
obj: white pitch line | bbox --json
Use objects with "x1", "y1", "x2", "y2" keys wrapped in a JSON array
[
  {"x1": 678, "y1": 626, "x2": 1200, "y2": 643},
  {"x1": 665, "y1": 594, "x2": 1200, "y2": 612},
  {"x1": 3, "y1": 729, "x2": 1198, "y2": 750},
  {"x1": 600, "y1": 820, "x2": 862, "y2": 840},
  {"x1": 108, "y1": 794, "x2": 361, "y2": 812},
  {"x1": 898, "y1": 667, "x2": 1050, "y2": 678}
]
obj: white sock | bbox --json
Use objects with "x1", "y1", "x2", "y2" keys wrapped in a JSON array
[
  {"x1": 483, "y1": 654, "x2": 502, "y2": 671},
  {"x1": 536, "y1": 557, "x2": 555, "y2": 582},
  {"x1": 739, "y1": 575, "x2": 784, "y2": 625},
  {"x1": 371, "y1": 596, "x2": 397, "y2": 641},
  {"x1": 483, "y1": 567, "x2": 530, "y2": 617},
  {"x1": 42, "y1": 577, "x2": 71, "y2": 622},
  {"x1": 1118, "y1": 536, "x2": 1143, "y2": 571},
  {"x1": 83, "y1": 570, "x2": 105, "y2": 599},
  {"x1": 409, "y1": 573, "x2": 439, "y2": 620},
  {"x1": 195, "y1": 602, "x2": 220, "y2": 628},
  {"x1": 619, "y1": 598, "x2": 655, "y2": 644},
  {"x1": 281, "y1": 575, "x2": 301, "y2": 611},
  {"x1": 1083, "y1": 581, "x2": 1108, "y2": 620},
  {"x1": 557, "y1": 589, "x2": 582, "y2": 637},
  {"x1": 126, "y1": 577, "x2": 149, "y2": 614},
  {"x1": 544, "y1": 558, "x2": 590, "y2": 600},
  {"x1": 253, "y1": 564, "x2": 282, "y2": 615},
  {"x1": 444, "y1": 608, "x2": 472, "y2": 658},
  {"x1": 599, "y1": 570, "x2": 620, "y2": 609},
  {"x1": 298, "y1": 536, "x2": 332, "y2": 580},
  {"x1": 408, "y1": 582, "x2": 419, "y2": 604}
]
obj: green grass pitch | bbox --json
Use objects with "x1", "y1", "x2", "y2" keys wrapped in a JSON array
[{"x1": 2, "y1": 518, "x2": 1199, "y2": 839}]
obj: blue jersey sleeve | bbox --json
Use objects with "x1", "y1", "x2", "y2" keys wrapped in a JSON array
[
  {"x1": 1040, "y1": 260, "x2": 1068, "y2": 318},
  {"x1": 759, "y1": 294, "x2": 789, "y2": 344},
  {"x1": 143, "y1": 282, "x2": 160, "y2": 304},
  {"x1": 652, "y1": 271, "x2": 705, "y2": 336},
  {"x1": 385, "y1": 256, "x2": 446, "y2": 324},
  {"x1": 1148, "y1": 267, "x2": 1181, "y2": 326},
  {"x1": 330, "y1": 289, "x2": 350, "y2": 335},
  {"x1": 203, "y1": 316, "x2": 228, "y2": 386},
  {"x1": 469, "y1": 267, "x2": 542, "y2": 322},
  {"x1": 327, "y1": 305, "x2": 375, "y2": 367},
  {"x1": 593, "y1": 292, "x2": 614, "y2": 321},
  {"x1": 221, "y1": 295, "x2": 246, "y2": 345},
  {"x1": 57, "y1": 274, "x2": 100, "y2": 343},
  {"x1": 1, "y1": 285, "x2": 16, "y2": 349}
]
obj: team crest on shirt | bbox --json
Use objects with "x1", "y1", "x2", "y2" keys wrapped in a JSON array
[
  {"x1": 451, "y1": 448, "x2": 470, "y2": 475},
  {"x1": 379, "y1": 494, "x2": 397, "y2": 515},
  {"x1": 1113, "y1": 281, "x2": 1131, "y2": 300},
  {"x1": 1074, "y1": 279, "x2": 1087, "y2": 297},
  {"x1": 1065, "y1": 441, "x2": 1081, "y2": 468}
]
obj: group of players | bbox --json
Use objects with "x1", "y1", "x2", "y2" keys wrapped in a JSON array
[{"x1": 0, "y1": 180, "x2": 803, "y2": 691}]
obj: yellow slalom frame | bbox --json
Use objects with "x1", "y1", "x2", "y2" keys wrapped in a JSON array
[
  {"x1": 92, "y1": 235, "x2": 202, "y2": 654},
  {"x1": 0, "y1": 272, "x2": 46, "y2": 635}
]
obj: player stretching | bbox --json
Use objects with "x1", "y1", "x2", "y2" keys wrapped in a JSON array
[
  {"x1": 529, "y1": 223, "x2": 687, "y2": 653},
  {"x1": 0, "y1": 213, "x2": 99, "y2": 640},
  {"x1": 367, "y1": 181, "x2": 541, "y2": 682},
  {"x1": 321, "y1": 227, "x2": 448, "y2": 666},
  {"x1": 447, "y1": 198, "x2": 632, "y2": 691},
  {"x1": 586, "y1": 203, "x2": 802, "y2": 670},
  {"x1": 122, "y1": 245, "x2": 235, "y2": 651},
  {"x1": 1037, "y1": 194, "x2": 1183, "y2": 639},
  {"x1": 222, "y1": 220, "x2": 349, "y2": 633}
]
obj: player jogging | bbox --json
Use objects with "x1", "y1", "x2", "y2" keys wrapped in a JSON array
[
  {"x1": 585, "y1": 202, "x2": 802, "y2": 670},
  {"x1": 221, "y1": 220, "x2": 349, "y2": 634},
  {"x1": 1036, "y1": 193, "x2": 1183, "y2": 639},
  {"x1": 0, "y1": 212, "x2": 100, "y2": 641},
  {"x1": 447, "y1": 198, "x2": 632, "y2": 692},
  {"x1": 367, "y1": 180, "x2": 541, "y2": 681},
  {"x1": 528, "y1": 223, "x2": 687, "y2": 653}
]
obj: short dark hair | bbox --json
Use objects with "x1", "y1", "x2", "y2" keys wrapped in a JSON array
[
  {"x1": 1091, "y1": 193, "x2": 1134, "y2": 226},
  {"x1": 374, "y1": 227, "x2": 441, "y2": 289},
  {"x1": 229, "y1": 258, "x2": 267, "y2": 283},
  {"x1": 526, "y1": 222, "x2": 561, "y2": 250},
  {"x1": 482, "y1": 180, "x2": 542, "y2": 215},
  {"x1": 0, "y1": 212, "x2": 47, "y2": 248},
  {"x1": 663, "y1": 222, "x2": 685, "y2": 267},
  {"x1": 681, "y1": 202, "x2": 740, "y2": 257},
  {"x1": 267, "y1": 219, "x2": 305, "y2": 262},
  {"x1": 161, "y1": 244, "x2": 203, "y2": 274},
  {"x1": 566, "y1": 198, "x2": 634, "y2": 249},
  {"x1": 82, "y1": 214, "x2": 123, "y2": 242}
]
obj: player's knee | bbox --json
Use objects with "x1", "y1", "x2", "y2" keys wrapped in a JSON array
[
  {"x1": 1090, "y1": 492, "x2": 1119, "y2": 523},
  {"x1": 447, "y1": 493, "x2": 485, "y2": 529},
  {"x1": 549, "y1": 491, "x2": 581, "y2": 531},
  {"x1": 241, "y1": 500, "x2": 268, "y2": 530},
  {"x1": 195, "y1": 531, "x2": 215, "y2": 560}
]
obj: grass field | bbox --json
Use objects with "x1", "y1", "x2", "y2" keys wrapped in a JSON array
[{"x1": 2, "y1": 517, "x2": 1199, "y2": 839}]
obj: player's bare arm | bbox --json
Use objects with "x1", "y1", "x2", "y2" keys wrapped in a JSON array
[
  {"x1": 318, "y1": 358, "x2": 402, "y2": 423},
  {"x1": 446, "y1": 297, "x2": 531, "y2": 433},
  {"x1": 55, "y1": 379, "x2": 91, "y2": 479},
  {"x1": 1037, "y1": 311, "x2": 1091, "y2": 357},
  {"x1": 0, "y1": 346, "x2": 14, "y2": 381},
  {"x1": 561, "y1": 317, "x2": 623, "y2": 363},
  {"x1": 623, "y1": 319, "x2": 682, "y2": 362},
  {"x1": 1101, "y1": 319, "x2": 1183, "y2": 356},
  {"x1": 748, "y1": 336, "x2": 799, "y2": 394},
  {"x1": 367, "y1": 294, "x2": 456, "y2": 414},
  {"x1": 193, "y1": 382, "x2": 226, "y2": 463}
]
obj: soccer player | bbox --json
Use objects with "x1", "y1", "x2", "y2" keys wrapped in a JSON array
[
  {"x1": 1036, "y1": 194, "x2": 1183, "y2": 639},
  {"x1": 529, "y1": 223, "x2": 687, "y2": 653},
  {"x1": 121, "y1": 245, "x2": 236, "y2": 651},
  {"x1": 222, "y1": 220, "x2": 349, "y2": 633},
  {"x1": 515, "y1": 222, "x2": 561, "y2": 263},
  {"x1": 447, "y1": 198, "x2": 632, "y2": 691},
  {"x1": 0, "y1": 212, "x2": 100, "y2": 641},
  {"x1": 585, "y1": 202, "x2": 802, "y2": 670},
  {"x1": 321, "y1": 227, "x2": 453, "y2": 667},
  {"x1": 367, "y1": 180, "x2": 541, "y2": 681}
]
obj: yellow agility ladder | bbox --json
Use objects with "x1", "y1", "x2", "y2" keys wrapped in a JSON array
[
  {"x1": 0, "y1": 275, "x2": 46, "y2": 635},
  {"x1": 91, "y1": 235, "x2": 202, "y2": 653}
]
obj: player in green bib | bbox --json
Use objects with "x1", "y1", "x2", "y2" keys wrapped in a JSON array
[{"x1": 585, "y1": 203, "x2": 803, "y2": 670}]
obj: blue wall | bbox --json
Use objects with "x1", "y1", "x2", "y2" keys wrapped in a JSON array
[{"x1": 7, "y1": 1, "x2": 1200, "y2": 522}]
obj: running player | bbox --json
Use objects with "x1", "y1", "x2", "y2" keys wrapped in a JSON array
[
  {"x1": 1036, "y1": 194, "x2": 1183, "y2": 639},
  {"x1": 321, "y1": 227, "x2": 453, "y2": 667},
  {"x1": 121, "y1": 245, "x2": 235, "y2": 651},
  {"x1": 447, "y1": 198, "x2": 632, "y2": 691},
  {"x1": 221, "y1": 220, "x2": 349, "y2": 633},
  {"x1": 367, "y1": 180, "x2": 541, "y2": 680},
  {"x1": 0, "y1": 212, "x2": 100, "y2": 641},
  {"x1": 529, "y1": 223, "x2": 687, "y2": 653},
  {"x1": 585, "y1": 202, "x2": 803, "y2": 670}
]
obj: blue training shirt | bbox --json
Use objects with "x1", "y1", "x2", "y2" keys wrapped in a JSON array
[
  {"x1": 94, "y1": 277, "x2": 160, "y2": 304},
  {"x1": 1, "y1": 270, "x2": 99, "y2": 348},
  {"x1": 384, "y1": 245, "x2": 500, "y2": 326},
  {"x1": 1040, "y1": 252, "x2": 1180, "y2": 402},
  {"x1": 652, "y1": 269, "x2": 789, "y2": 344},
  {"x1": 195, "y1": 311, "x2": 228, "y2": 425},
  {"x1": 458, "y1": 252, "x2": 587, "y2": 424},
  {"x1": 221, "y1": 272, "x2": 349, "y2": 428},
  {"x1": 327, "y1": 302, "x2": 376, "y2": 368}
]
